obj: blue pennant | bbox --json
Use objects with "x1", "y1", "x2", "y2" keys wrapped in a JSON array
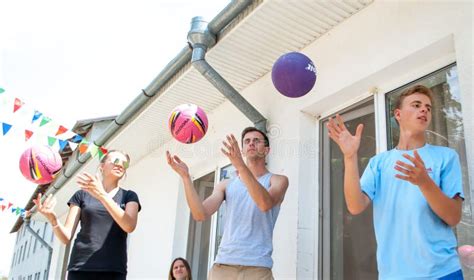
[
  {"x1": 32, "y1": 110, "x2": 43, "y2": 123},
  {"x1": 2, "y1": 123, "x2": 12, "y2": 136},
  {"x1": 70, "y1": 134, "x2": 83, "y2": 143},
  {"x1": 58, "y1": 139, "x2": 69, "y2": 151}
]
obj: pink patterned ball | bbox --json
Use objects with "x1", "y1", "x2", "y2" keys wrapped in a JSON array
[
  {"x1": 168, "y1": 104, "x2": 208, "y2": 144},
  {"x1": 19, "y1": 145, "x2": 62, "y2": 185}
]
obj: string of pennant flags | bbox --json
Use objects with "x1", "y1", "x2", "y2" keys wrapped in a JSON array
[
  {"x1": 0, "y1": 87, "x2": 111, "y2": 221},
  {"x1": 1, "y1": 89, "x2": 83, "y2": 151},
  {"x1": 0, "y1": 197, "x2": 27, "y2": 218},
  {"x1": 0, "y1": 119, "x2": 84, "y2": 152},
  {"x1": 0, "y1": 87, "x2": 109, "y2": 160}
]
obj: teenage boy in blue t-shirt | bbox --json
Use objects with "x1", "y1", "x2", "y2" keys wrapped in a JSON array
[{"x1": 327, "y1": 85, "x2": 464, "y2": 279}]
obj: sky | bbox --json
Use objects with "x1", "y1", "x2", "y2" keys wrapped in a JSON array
[{"x1": 0, "y1": 0, "x2": 228, "y2": 276}]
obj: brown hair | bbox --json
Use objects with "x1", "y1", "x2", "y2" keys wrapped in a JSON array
[
  {"x1": 168, "y1": 257, "x2": 192, "y2": 280},
  {"x1": 394, "y1": 84, "x2": 434, "y2": 110},
  {"x1": 241, "y1": 127, "x2": 270, "y2": 147}
]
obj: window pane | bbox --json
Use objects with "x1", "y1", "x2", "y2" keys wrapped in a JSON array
[{"x1": 385, "y1": 64, "x2": 473, "y2": 275}]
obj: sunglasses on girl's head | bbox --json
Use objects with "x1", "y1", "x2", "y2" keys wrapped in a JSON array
[{"x1": 108, "y1": 157, "x2": 129, "y2": 169}]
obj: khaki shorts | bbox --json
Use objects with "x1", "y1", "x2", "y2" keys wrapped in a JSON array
[{"x1": 208, "y1": 263, "x2": 274, "y2": 280}]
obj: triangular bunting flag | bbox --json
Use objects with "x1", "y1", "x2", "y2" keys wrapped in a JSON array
[
  {"x1": 70, "y1": 134, "x2": 83, "y2": 143},
  {"x1": 60, "y1": 130, "x2": 76, "y2": 140},
  {"x1": 0, "y1": 197, "x2": 3, "y2": 201},
  {"x1": 0, "y1": 88, "x2": 4, "y2": 94},
  {"x1": 40, "y1": 116, "x2": 52, "y2": 127},
  {"x1": 87, "y1": 144, "x2": 99, "y2": 157},
  {"x1": 47, "y1": 136, "x2": 57, "y2": 147},
  {"x1": 13, "y1": 98, "x2": 24, "y2": 113},
  {"x1": 0, "y1": 205, "x2": 5, "y2": 211},
  {"x1": 2, "y1": 122, "x2": 12, "y2": 136},
  {"x1": 79, "y1": 140, "x2": 89, "y2": 154},
  {"x1": 79, "y1": 144, "x2": 88, "y2": 154},
  {"x1": 68, "y1": 141, "x2": 78, "y2": 151},
  {"x1": 98, "y1": 147, "x2": 108, "y2": 160},
  {"x1": 7, "y1": 202, "x2": 13, "y2": 209},
  {"x1": 98, "y1": 149, "x2": 105, "y2": 160},
  {"x1": 58, "y1": 139, "x2": 69, "y2": 151},
  {"x1": 25, "y1": 130, "x2": 33, "y2": 141},
  {"x1": 55, "y1": 125, "x2": 68, "y2": 136},
  {"x1": 11, "y1": 207, "x2": 16, "y2": 213},
  {"x1": 100, "y1": 147, "x2": 108, "y2": 155},
  {"x1": 15, "y1": 208, "x2": 21, "y2": 215},
  {"x1": 32, "y1": 110, "x2": 42, "y2": 123}
]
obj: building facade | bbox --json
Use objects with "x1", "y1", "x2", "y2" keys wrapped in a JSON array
[
  {"x1": 19, "y1": 1, "x2": 473, "y2": 279},
  {"x1": 9, "y1": 221, "x2": 54, "y2": 280}
]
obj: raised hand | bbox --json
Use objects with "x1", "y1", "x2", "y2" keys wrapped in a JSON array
[
  {"x1": 166, "y1": 151, "x2": 190, "y2": 178},
  {"x1": 77, "y1": 172, "x2": 106, "y2": 200},
  {"x1": 221, "y1": 134, "x2": 245, "y2": 169},
  {"x1": 327, "y1": 114, "x2": 364, "y2": 158},
  {"x1": 394, "y1": 150, "x2": 432, "y2": 187},
  {"x1": 33, "y1": 193, "x2": 57, "y2": 222}
]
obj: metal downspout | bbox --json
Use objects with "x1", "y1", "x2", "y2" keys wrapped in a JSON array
[
  {"x1": 188, "y1": 16, "x2": 267, "y2": 132},
  {"x1": 27, "y1": 0, "x2": 255, "y2": 213},
  {"x1": 24, "y1": 218, "x2": 53, "y2": 278}
]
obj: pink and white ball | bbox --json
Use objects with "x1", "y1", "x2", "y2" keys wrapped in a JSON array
[
  {"x1": 168, "y1": 104, "x2": 208, "y2": 144},
  {"x1": 19, "y1": 145, "x2": 63, "y2": 185}
]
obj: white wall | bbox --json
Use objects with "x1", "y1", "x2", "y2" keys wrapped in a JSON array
[{"x1": 125, "y1": 152, "x2": 182, "y2": 279}]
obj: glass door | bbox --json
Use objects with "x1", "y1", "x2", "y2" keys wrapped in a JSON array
[
  {"x1": 186, "y1": 173, "x2": 214, "y2": 280},
  {"x1": 320, "y1": 100, "x2": 378, "y2": 280}
]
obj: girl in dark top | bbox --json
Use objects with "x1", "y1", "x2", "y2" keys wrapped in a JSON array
[{"x1": 33, "y1": 150, "x2": 141, "y2": 280}]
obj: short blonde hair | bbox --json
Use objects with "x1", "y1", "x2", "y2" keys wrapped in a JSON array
[{"x1": 394, "y1": 85, "x2": 434, "y2": 110}]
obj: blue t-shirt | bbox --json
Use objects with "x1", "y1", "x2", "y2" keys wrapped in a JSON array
[{"x1": 361, "y1": 144, "x2": 464, "y2": 279}]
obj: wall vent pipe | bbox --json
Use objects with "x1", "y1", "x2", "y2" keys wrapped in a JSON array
[{"x1": 188, "y1": 16, "x2": 267, "y2": 132}]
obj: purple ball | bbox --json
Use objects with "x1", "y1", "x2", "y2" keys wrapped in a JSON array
[{"x1": 271, "y1": 52, "x2": 317, "y2": 98}]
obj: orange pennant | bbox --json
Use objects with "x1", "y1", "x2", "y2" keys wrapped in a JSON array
[
  {"x1": 55, "y1": 125, "x2": 68, "y2": 136},
  {"x1": 25, "y1": 130, "x2": 33, "y2": 141},
  {"x1": 13, "y1": 98, "x2": 25, "y2": 113},
  {"x1": 79, "y1": 143, "x2": 89, "y2": 154}
]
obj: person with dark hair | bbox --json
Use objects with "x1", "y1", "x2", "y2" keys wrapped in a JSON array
[
  {"x1": 34, "y1": 150, "x2": 141, "y2": 280},
  {"x1": 168, "y1": 257, "x2": 192, "y2": 280},
  {"x1": 167, "y1": 127, "x2": 288, "y2": 280},
  {"x1": 327, "y1": 85, "x2": 464, "y2": 279}
]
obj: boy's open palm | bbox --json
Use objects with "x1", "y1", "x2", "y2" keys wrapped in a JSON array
[{"x1": 327, "y1": 114, "x2": 364, "y2": 157}]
